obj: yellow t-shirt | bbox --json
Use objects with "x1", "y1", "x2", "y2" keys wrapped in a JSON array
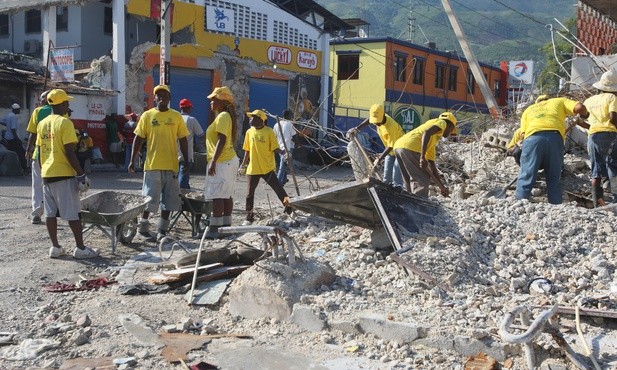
[
  {"x1": 520, "y1": 97, "x2": 578, "y2": 140},
  {"x1": 584, "y1": 93, "x2": 617, "y2": 135},
  {"x1": 206, "y1": 112, "x2": 236, "y2": 162},
  {"x1": 393, "y1": 118, "x2": 447, "y2": 161},
  {"x1": 374, "y1": 114, "x2": 404, "y2": 155},
  {"x1": 27, "y1": 107, "x2": 43, "y2": 134},
  {"x1": 36, "y1": 114, "x2": 78, "y2": 178},
  {"x1": 134, "y1": 108, "x2": 189, "y2": 171},
  {"x1": 243, "y1": 126, "x2": 277, "y2": 175}
]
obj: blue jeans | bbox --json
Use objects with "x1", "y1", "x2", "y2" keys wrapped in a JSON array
[
  {"x1": 124, "y1": 145, "x2": 132, "y2": 171},
  {"x1": 515, "y1": 131, "x2": 564, "y2": 204},
  {"x1": 276, "y1": 149, "x2": 293, "y2": 185},
  {"x1": 178, "y1": 160, "x2": 193, "y2": 189},
  {"x1": 383, "y1": 155, "x2": 403, "y2": 188},
  {"x1": 588, "y1": 132, "x2": 617, "y2": 179}
]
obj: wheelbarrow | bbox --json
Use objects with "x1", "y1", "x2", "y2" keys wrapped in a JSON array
[
  {"x1": 169, "y1": 191, "x2": 212, "y2": 237},
  {"x1": 80, "y1": 191, "x2": 152, "y2": 253}
]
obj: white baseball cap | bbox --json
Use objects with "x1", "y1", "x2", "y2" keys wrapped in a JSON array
[{"x1": 11, "y1": 103, "x2": 20, "y2": 109}]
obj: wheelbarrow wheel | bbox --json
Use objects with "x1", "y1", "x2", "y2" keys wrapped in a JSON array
[
  {"x1": 118, "y1": 218, "x2": 138, "y2": 244},
  {"x1": 198, "y1": 217, "x2": 208, "y2": 234}
]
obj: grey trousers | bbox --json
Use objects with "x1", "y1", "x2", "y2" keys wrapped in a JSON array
[{"x1": 395, "y1": 148, "x2": 430, "y2": 198}]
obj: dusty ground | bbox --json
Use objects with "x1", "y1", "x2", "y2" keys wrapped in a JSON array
[
  {"x1": 1, "y1": 147, "x2": 617, "y2": 370},
  {"x1": 0, "y1": 165, "x2": 386, "y2": 370}
]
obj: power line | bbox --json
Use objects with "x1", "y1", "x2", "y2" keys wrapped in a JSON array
[
  {"x1": 449, "y1": 0, "x2": 529, "y2": 39},
  {"x1": 489, "y1": 0, "x2": 548, "y2": 27}
]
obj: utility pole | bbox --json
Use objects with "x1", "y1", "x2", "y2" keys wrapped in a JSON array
[
  {"x1": 160, "y1": 0, "x2": 171, "y2": 85},
  {"x1": 408, "y1": 0, "x2": 415, "y2": 42},
  {"x1": 441, "y1": 0, "x2": 501, "y2": 118}
]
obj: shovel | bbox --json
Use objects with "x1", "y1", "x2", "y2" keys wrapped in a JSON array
[{"x1": 486, "y1": 176, "x2": 518, "y2": 199}]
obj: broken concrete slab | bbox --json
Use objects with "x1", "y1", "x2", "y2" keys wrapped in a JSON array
[
  {"x1": 358, "y1": 313, "x2": 427, "y2": 343},
  {"x1": 185, "y1": 278, "x2": 231, "y2": 305},
  {"x1": 290, "y1": 178, "x2": 439, "y2": 251},
  {"x1": 118, "y1": 314, "x2": 163, "y2": 348},
  {"x1": 0, "y1": 338, "x2": 60, "y2": 360},
  {"x1": 228, "y1": 259, "x2": 335, "y2": 321},
  {"x1": 289, "y1": 304, "x2": 326, "y2": 332},
  {"x1": 329, "y1": 320, "x2": 361, "y2": 335},
  {"x1": 414, "y1": 335, "x2": 518, "y2": 362}
]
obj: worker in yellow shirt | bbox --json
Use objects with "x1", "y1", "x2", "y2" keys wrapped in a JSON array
[
  {"x1": 25, "y1": 90, "x2": 52, "y2": 224},
  {"x1": 393, "y1": 112, "x2": 456, "y2": 198},
  {"x1": 239, "y1": 109, "x2": 291, "y2": 225},
  {"x1": 128, "y1": 85, "x2": 190, "y2": 242},
  {"x1": 584, "y1": 69, "x2": 617, "y2": 207},
  {"x1": 36, "y1": 89, "x2": 98, "y2": 259},
  {"x1": 348, "y1": 104, "x2": 404, "y2": 188},
  {"x1": 515, "y1": 96, "x2": 589, "y2": 204}
]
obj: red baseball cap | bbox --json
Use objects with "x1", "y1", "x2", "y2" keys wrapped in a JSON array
[{"x1": 179, "y1": 98, "x2": 192, "y2": 108}]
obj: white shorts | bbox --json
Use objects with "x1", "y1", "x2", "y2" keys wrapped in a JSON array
[
  {"x1": 43, "y1": 178, "x2": 81, "y2": 221},
  {"x1": 204, "y1": 156, "x2": 239, "y2": 200},
  {"x1": 142, "y1": 170, "x2": 182, "y2": 212}
]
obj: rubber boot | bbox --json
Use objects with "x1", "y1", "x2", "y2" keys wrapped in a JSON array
[
  {"x1": 591, "y1": 178, "x2": 605, "y2": 208},
  {"x1": 157, "y1": 218, "x2": 170, "y2": 242},
  {"x1": 205, "y1": 216, "x2": 223, "y2": 239},
  {"x1": 137, "y1": 218, "x2": 156, "y2": 242}
]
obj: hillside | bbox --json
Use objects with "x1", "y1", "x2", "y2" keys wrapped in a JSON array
[{"x1": 317, "y1": 0, "x2": 576, "y2": 68}]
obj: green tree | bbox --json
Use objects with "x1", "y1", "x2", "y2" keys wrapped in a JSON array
[{"x1": 536, "y1": 18, "x2": 576, "y2": 94}]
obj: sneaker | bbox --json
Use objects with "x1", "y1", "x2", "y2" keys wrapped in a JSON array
[
  {"x1": 32, "y1": 216, "x2": 43, "y2": 225},
  {"x1": 49, "y1": 245, "x2": 66, "y2": 258},
  {"x1": 73, "y1": 246, "x2": 100, "y2": 259},
  {"x1": 136, "y1": 230, "x2": 157, "y2": 242},
  {"x1": 241, "y1": 220, "x2": 253, "y2": 226},
  {"x1": 156, "y1": 230, "x2": 167, "y2": 242}
]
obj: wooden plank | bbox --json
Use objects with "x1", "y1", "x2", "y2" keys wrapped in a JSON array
[
  {"x1": 162, "y1": 263, "x2": 223, "y2": 277},
  {"x1": 532, "y1": 305, "x2": 617, "y2": 319}
]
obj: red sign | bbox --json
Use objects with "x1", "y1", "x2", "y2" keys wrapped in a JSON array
[{"x1": 267, "y1": 46, "x2": 292, "y2": 65}]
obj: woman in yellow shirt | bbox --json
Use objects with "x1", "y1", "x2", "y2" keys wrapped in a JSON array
[{"x1": 203, "y1": 87, "x2": 240, "y2": 239}]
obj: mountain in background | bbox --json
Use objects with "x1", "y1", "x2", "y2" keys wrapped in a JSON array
[{"x1": 317, "y1": 0, "x2": 576, "y2": 71}]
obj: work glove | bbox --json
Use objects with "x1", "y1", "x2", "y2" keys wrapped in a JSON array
[
  {"x1": 76, "y1": 173, "x2": 91, "y2": 194},
  {"x1": 237, "y1": 165, "x2": 247, "y2": 176}
]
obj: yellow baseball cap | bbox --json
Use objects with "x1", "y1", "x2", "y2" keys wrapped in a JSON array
[
  {"x1": 369, "y1": 104, "x2": 384, "y2": 124},
  {"x1": 246, "y1": 109, "x2": 267, "y2": 122},
  {"x1": 439, "y1": 111, "x2": 457, "y2": 125},
  {"x1": 153, "y1": 84, "x2": 170, "y2": 95},
  {"x1": 207, "y1": 86, "x2": 234, "y2": 102},
  {"x1": 46, "y1": 89, "x2": 74, "y2": 106}
]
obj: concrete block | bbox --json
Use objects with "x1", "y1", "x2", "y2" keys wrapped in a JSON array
[
  {"x1": 358, "y1": 313, "x2": 427, "y2": 343},
  {"x1": 416, "y1": 335, "x2": 519, "y2": 362},
  {"x1": 329, "y1": 320, "x2": 362, "y2": 335},
  {"x1": 228, "y1": 259, "x2": 336, "y2": 321},
  {"x1": 290, "y1": 304, "x2": 325, "y2": 332}
]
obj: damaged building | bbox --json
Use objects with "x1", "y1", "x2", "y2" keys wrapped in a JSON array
[{"x1": 0, "y1": 0, "x2": 351, "y2": 151}]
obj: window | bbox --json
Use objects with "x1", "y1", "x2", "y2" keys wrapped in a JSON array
[
  {"x1": 466, "y1": 70, "x2": 475, "y2": 94},
  {"x1": 56, "y1": 7, "x2": 68, "y2": 32},
  {"x1": 413, "y1": 58, "x2": 424, "y2": 85},
  {"x1": 104, "y1": 7, "x2": 112, "y2": 35},
  {"x1": 494, "y1": 79, "x2": 501, "y2": 98},
  {"x1": 337, "y1": 53, "x2": 360, "y2": 80},
  {"x1": 0, "y1": 14, "x2": 8, "y2": 36},
  {"x1": 394, "y1": 53, "x2": 407, "y2": 82},
  {"x1": 448, "y1": 67, "x2": 457, "y2": 91},
  {"x1": 435, "y1": 63, "x2": 445, "y2": 89},
  {"x1": 25, "y1": 10, "x2": 41, "y2": 34}
]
